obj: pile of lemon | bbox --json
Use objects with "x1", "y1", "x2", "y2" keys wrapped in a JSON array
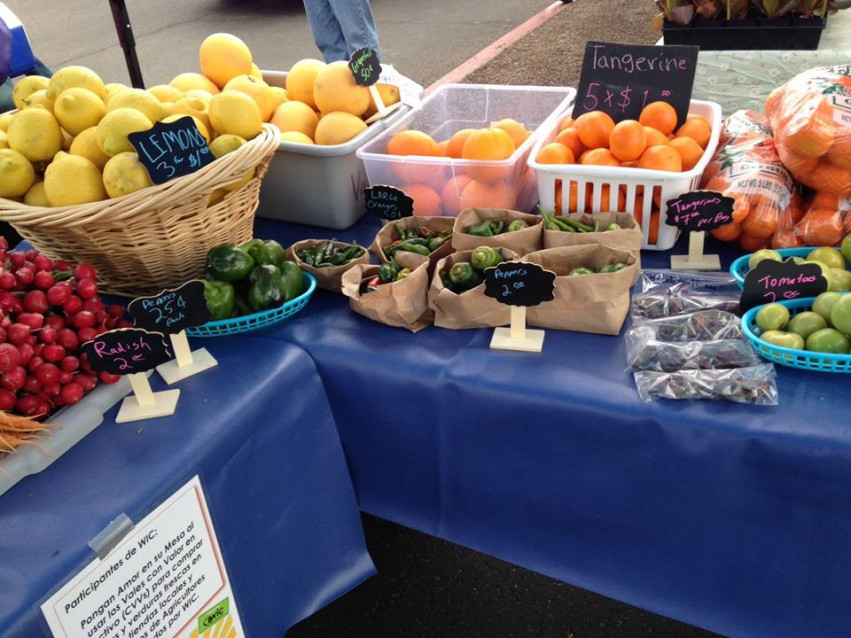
[{"x1": 0, "y1": 33, "x2": 294, "y2": 206}]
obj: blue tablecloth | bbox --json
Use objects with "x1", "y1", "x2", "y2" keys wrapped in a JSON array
[
  {"x1": 256, "y1": 214, "x2": 851, "y2": 638},
  {"x1": 0, "y1": 337, "x2": 374, "y2": 637}
]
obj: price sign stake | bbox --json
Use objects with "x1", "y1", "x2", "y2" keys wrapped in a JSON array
[
  {"x1": 128, "y1": 281, "x2": 218, "y2": 384},
  {"x1": 80, "y1": 328, "x2": 179, "y2": 423},
  {"x1": 666, "y1": 190, "x2": 733, "y2": 271},
  {"x1": 483, "y1": 262, "x2": 556, "y2": 352}
]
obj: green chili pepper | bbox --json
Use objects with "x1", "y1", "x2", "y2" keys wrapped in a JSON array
[
  {"x1": 206, "y1": 245, "x2": 256, "y2": 282},
  {"x1": 202, "y1": 279, "x2": 235, "y2": 321},
  {"x1": 396, "y1": 242, "x2": 430, "y2": 256},
  {"x1": 448, "y1": 262, "x2": 482, "y2": 292},
  {"x1": 378, "y1": 263, "x2": 398, "y2": 284},
  {"x1": 564, "y1": 218, "x2": 595, "y2": 233},
  {"x1": 552, "y1": 216, "x2": 575, "y2": 232},
  {"x1": 466, "y1": 220, "x2": 501, "y2": 237},
  {"x1": 428, "y1": 235, "x2": 450, "y2": 252},
  {"x1": 296, "y1": 248, "x2": 316, "y2": 266},
  {"x1": 394, "y1": 224, "x2": 409, "y2": 240},
  {"x1": 568, "y1": 267, "x2": 594, "y2": 277},
  {"x1": 542, "y1": 214, "x2": 561, "y2": 231},
  {"x1": 395, "y1": 268, "x2": 412, "y2": 281},
  {"x1": 247, "y1": 265, "x2": 284, "y2": 312},
  {"x1": 593, "y1": 219, "x2": 600, "y2": 232},
  {"x1": 278, "y1": 261, "x2": 304, "y2": 301},
  {"x1": 470, "y1": 246, "x2": 503, "y2": 271},
  {"x1": 507, "y1": 220, "x2": 529, "y2": 232}
]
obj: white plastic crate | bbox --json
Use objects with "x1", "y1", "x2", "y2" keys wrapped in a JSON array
[
  {"x1": 357, "y1": 84, "x2": 576, "y2": 216},
  {"x1": 528, "y1": 100, "x2": 723, "y2": 250}
]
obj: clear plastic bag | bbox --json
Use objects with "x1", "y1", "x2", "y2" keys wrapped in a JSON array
[
  {"x1": 633, "y1": 365, "x2": 779, "y2": 405},
  {"x1": 625, "y1": 337, "x2": 763, "y2": 372},
  {"x1": 628, "y1": 310, "x2": 743, "y2": 342},
  {"x1": 631, "y1": 270, "x2": 741, "y2": 319}
]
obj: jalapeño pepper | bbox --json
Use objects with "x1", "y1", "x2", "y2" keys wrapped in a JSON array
[
  {"x1": 206, "y1": 245, "x2": 255, "y2": 282},
  {"x1": 202, "y1": 279, "x2": 235, "y2": 321}
]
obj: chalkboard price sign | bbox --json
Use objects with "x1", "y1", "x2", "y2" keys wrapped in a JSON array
[
  {"x1": 741, "y1": 259, "x2": 829, "y2": 312},
  {"x1": 665, "y1": 191, "x2": 735, "y2": 232},
  {"x1": 349, "y1": 47, "x2": 381, "y2": 87},
  {"x1": 574, "y1": 41, "x2": 699, "y2": 126},
  {"x1": 129, "y1": 116, "x2": 214, "y2": 185},
  {"x1": 81, "y1": 328, "x2": 173, "y2": 376},
  {"x1": 483, "y1": 262, "x2": 556, "y2": 307},
  {"x1": 128, "y1": 280, "x2": 210, "y2": 333},
  {"x1": 365, "y1": 185, "x2": 414, "y2": 220}
]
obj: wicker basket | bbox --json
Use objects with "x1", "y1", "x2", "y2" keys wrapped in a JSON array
[{"x1": 0, "y1": 124, "x2": 282, "y2": 297}]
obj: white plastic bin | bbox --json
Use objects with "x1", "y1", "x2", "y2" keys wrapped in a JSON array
[
  {"x1": 256, "y1": 71, "x2": 412, "y2": 230},
  {"x1": 357, "y1": 84, "x2": 575, "y2": 217},
  {"x1": 528, "y1": 99, "x2": 723, "y2": 250}
]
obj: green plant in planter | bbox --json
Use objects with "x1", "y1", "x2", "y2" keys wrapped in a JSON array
[
  {"x1": 798, "y1": 0, "x2": 830, "y2": 17},
  {"x1": 656, "y1": 0, "x2": 695, "y2": 23},
  {"x1": 751, "y1": 0, "x2": 798, "y2": 18},
  {"x1": 694, "y1": 0, "x2": 723, "y2": 18},
  {"x1": 723, "y1": 0, "x2": 751, "y2": 18}
]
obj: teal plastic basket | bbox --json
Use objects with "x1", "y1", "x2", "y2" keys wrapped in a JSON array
[
  {"x1": 730, "y1": 248, "x2": 815, "y2": 288},
  {"x1": 186, "y1": 272, "x2": 316, "y2": 338},
  {"x1": 742, "y1": 296, "x2": 851, "y2": 373}
]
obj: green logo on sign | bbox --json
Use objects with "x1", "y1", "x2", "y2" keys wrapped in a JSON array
[{"x1": 198, "y1": 598, "x2": 229, "y2": 633}]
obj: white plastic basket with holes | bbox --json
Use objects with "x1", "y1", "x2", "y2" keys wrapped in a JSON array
[{"x1": 528, "y1": 100, "x2": 723, "y2": 251}]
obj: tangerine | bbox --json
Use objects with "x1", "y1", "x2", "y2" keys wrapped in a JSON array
[
  {"x1": 491, "y1": 119, "x2": 530, "y2": 148},
  {"x1": 437, "y1": 140, "x2": 450, "y2": 156},
  {"x1": 581, "y1": 148, "x2": 621, "y2": 167},
  {"x1": 643, "y1": 126, "x2": 670, "y2": 148},
  {"x1": 387, "y1": 130, "x2": 441, "y2": 157},
  {"x1": 460, "y1": 179, "x2": 516, "y2": 210},
  {"x1": 739, "y1": 234, "x2": 769, "y2": 252},
  {"x1": 558, "y1": 116, "x2": 574, "y2": 132},
  {"x1": 639, "y1": 101, "x2": 678, "y2": 136},
  {"x1": 637, "y1": 145, "x2": 682, "y2": 172},
  {"x1": 446, "y1": 128, "x2": 475, "y2": 159},
  {"x1": 675, "y1": 115, "x2": 711, "y2": 149},
  {"x1": 535, "y1": 142, "x2": 574, "y2": 165},
  {"x1": 586, "y1": 184, "x2": 625, "y2": 213},
  {"x1": 809, "y1": 161, "x2": 851, "y2": 196},
  {"x1": 827, "y1": 135, "x2": 851, "y2": 170},
  {"x1": 783, "y1": 101, "x2": 835, "y2": 159},
  {"x1": 461, "y1": 127, "x2": 516, "y2": 181},
  {"x1": 609, "y1": 119, "x2": 646, "y2": 162},
  {"x1": 574, "y1": 111, "x2": 615, "y2": 149},
  {"x1": 710, "y1": 222, "x2": 743, "y2": 243},
  {"x1": 554, "y1": 127, "x2": 585, "y2": 158},
  {"x1": 441, "y1": 174, "x2": 473, "y2": 216},
  {"x1": 781, "y1": 151, "x2": 819, "y2": 179},
  {"x1": 403, "y1": 183, "x2": 443, "y2": 217},
  {"x1": 669, "y1": 136, "x2": 704, "y2": 171}
]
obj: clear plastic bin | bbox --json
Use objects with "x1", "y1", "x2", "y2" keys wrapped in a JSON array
[
  {"x1": 256, "y1": 71, "x2": 413, "y2": 230},
  {"x1": 528, "y1": 99, "x2": 723, "y2": 251},
  {"x1": 357, "y1": 84, "x2": 575, "y2": 217}
]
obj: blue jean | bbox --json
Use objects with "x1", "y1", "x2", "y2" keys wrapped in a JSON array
[{"x1": 302, "y1": 0, "x2": 381, "y2": 63}]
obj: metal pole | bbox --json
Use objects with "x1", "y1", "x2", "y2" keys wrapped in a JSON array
[{"x1": 108, "y1": 0, "x2": 144, "y2": 88}]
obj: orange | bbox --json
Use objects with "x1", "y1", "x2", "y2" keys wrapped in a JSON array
[
  {"x1": 586, "y1": 184, "x2": 625, "y2": 213},
  {"x1": 535, "y1": 142, "x2": 574, "y2": 165},
  {"x1": 555, "y1": 127, "x2": 585, "y2": 159},
  {"x1": 781, "y1": 151, "x2": 819, "y2": 179},
  {"x1": 729, "y1": 194, "x2": 751, "y2": 223},
  {"x1": 827, "y1": 135, "x2": 851, "y2": 170},
  {"x1": 782, "y1": 101, "x2": 835, "y2": 159},
  {"x1": 609, "y1": 119, "x2": 646, "y2": 162},
  {"x1": 554, "y1": 181, "x2": 580, "y2": 214},
  {"x1": 387, "y1": 130, "x2": 441, "y2": 157},
  {"x1": 441, "y1": 174, "x2": 473, "y2": 216},
  {"x1": 639, "y1": 101, "x2": 678, "y2": 136},
  {"x1": 772, "y1": 229, "x2": 803, "y2": 249},
  {"x1": 199, "y1": 33, "x2": 253, "y2": 89},
  {"x1": 637, "y1": 145, "x2": 682, "y2": 172},
  {"x1": 669, "y1": 137, "x2": 704, "y2": 171},
  {"x1": 574, "y1": 111, "x2": 615, "y2": 150},
  {"x1": 436, "y1": 140, "x2": 450, "y2": 156},
  {"x1": 739, "y1": 234, "x2": 769, "y2": 253},
  {"x1": 675, "y1": 116, "x2": 712, "y2": 149},
  {"x1": 812, "y1": 192, "x2": 840, "y2": 211},
  {"x1": 461, "y1": 127, "x2": 516, "y2": 182},
  {"x1": 402, "y1": 183, "x2": 443, "y2": 217},
  {"x1": 446, "y1": 128, "x2": 475, "y2": 159},
  {"x1": 633, "y1": 206, "x2": 660, "y2": 245},
  {"x1": 581, "y1": 148, "x2": 621, "y2": 167},
  {"x1": 710, "y1": 222, "x2": 743, "y2": 243},
  {"x1": 643, "y1": 127, "x2": 670, "y2": 148},
  {"x1": 460, "y1": 179, "x2": 516, "y2": 210},
  {"x1": 491, "y1": 119, "x2": 530, "y2": 148},
  {"x1": 558, "y1": 116, "x2": 574, "y2": 132},
  {"x1": 809, "y1": 162, "x2": 851, "y2": 196}
]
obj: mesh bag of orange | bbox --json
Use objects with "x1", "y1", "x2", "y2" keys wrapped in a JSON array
[
  {"x1": 794, "y1": 192, "x2": 851, "y2": 247},
  {"x1": 702, "y1": 110, "x2": 797, "y2": 252}
]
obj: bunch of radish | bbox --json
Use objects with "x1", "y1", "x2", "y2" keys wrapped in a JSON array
[{"x1": 0, "y1": 238, "x2": 130, "y2": 417}]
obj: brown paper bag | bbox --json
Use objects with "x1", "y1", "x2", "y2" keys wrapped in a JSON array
[
  {"x1": 542, "y1": 212, "x2": 643, "y2": 267},
  {"x1": 452, "y1": 208, "x2": 543, "y2": 256},
  {"x1": 522, "y1": 245, "x2": 638, "y2": 335},
  {"x1": 428, "y1": 247, "x2": 519, "y2": 330},
  {"x1": 341, "y1": 258, "x2": 433, "y2": 333},
  {"x1": 287, "y1": 239, "x2": 371, "y2": 293},
  {"x1": 369, "y1": 216, "x2": 455, "y2": 268}
]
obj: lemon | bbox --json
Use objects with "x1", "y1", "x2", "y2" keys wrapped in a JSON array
[
  {"x1": 102, "y1": 152, "x2": 152, "y2": 198},
  {"x1": 0, "y1": 131, "x2": 8, "y2": 150},
  {"x1": 0, "y1": 113, "x2": 12, "y2": 132},
  {"x1": 169, "y1": 72, "x2": 220, "y2": 95},
  {"x1": 148, "y1": 84, "x2": 183, "y2": 103},
  {"x1": 104, "y1": 83, "x2": 130, "y2": 101},
  {"x1": 209, "y1": 134, "x2": 253, "y2": 190},
  {"x1": 7, "y1": 108, "x2": 63, "y2": 162},
  {"x1": 184, "y1": 90, "x2": 214, "y2": 107},
  {"x1": 161, "y1": 114, "x2": 211, "y2": 144},
  {"x1": 54, "y1": 87, "x2": 106, "y2": 136},
  {"x1": 96, "y1": 108, "x2": 153, "y2": 156},
  {"x1": 171, "y1": 96, "x2": 212, "y2": 134},
  {"x1": 21, "y1": 89, "x2": 54, "y2": 111},
  {"x1": 250, "y1": 63, "x2": 263, "y2": 79},
  {"x1": 12, "y1": 76, "x2": 50, "y2": 110},
  {"x1": 270, "y1": 86, "x2": 288, "y2": 109},
  {"x1": 24, "y1": 181, "x2": 51, "y2": 207},
  {"x1": 44, "y1": 152, "x2": 107, "y2": 205},
  {"x1": 61, "y1": 130, "x2": 74, "y2": 152},
  {"x1": 69, "y1": 127, "x2": 111, "y2": 170},
  {"x1": 279, "y1": 131, "x2": 314, "y2": 144},
  {"x1": 208, "y1": 189, "x2": 227, "y2": 206},
  {"x1": 209, "y1": 91, "x2": 262, "y2": 139},
  {"x1": 47, "y1": 66, "x2": 107, "y2": 102},
  {"x1": 0, "y1": 149, "x2": 36, "y2": 198},
  {"x1": 106, "y1": 88, "x2": 165, "y2": 123},
  {"x1": 223, "y1": 74, "x2": 275, "y2": 120}
]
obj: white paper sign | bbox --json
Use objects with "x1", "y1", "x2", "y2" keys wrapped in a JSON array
[
  {"x1": 41, "y1": 476, "x2": 244, "y2": 638},
  {"x1": 378, "y1": 64, "x2": 423, "y2": 108}
]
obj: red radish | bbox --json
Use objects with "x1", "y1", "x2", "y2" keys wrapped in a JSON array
[
  {"x1": 77, "y1": 327, "x2": 97, "y2": 343},
  {"x1": 72, "y1": 311, "x2": 96, "y2": 329},
  {"x1": 74, "y1": 264, "x2": 96, "y2": 281},
  {"x1": 46, "y1": 284, "x2": 71, "y2": 306},
  {"x1": 0, "y1": 343, "x2": 21, "y2": 372},
  {"x1": 0, "y1": 389, "x2": 16, "y2": 411},
  {"x1": 60, "y1": 382, "x2": 84, "y2": 405},
  {"x1": 34, "y1": 271, "x2": 54, "y2": 289},
  {"x1": 42, "y1": 344, "x2": 65, "y2": 362},
  {"x1": 24, "y1": 250, "x2": 37, "y2": 261},
  {"x1": 45, "y1": 315, "x2": 65, "y2": 330},
  {"x1": 57, "y1": 329, "x2": 79, "y2": 350},
  {"x1": 35, "y1": 363, "x2": 59, "y2": 385},
  {"x1": 0, "y1": 327, "x2": 5, "y2": 343},
  {"x1": 17, "y1": 313, "x2": 44, "y2": 331},
  {"x1": 33, "y1": 255, "x2": 53, "y2": 272},
  {"x1": 99, "y1": 371, "x2": 120, "y2": 384},
  {"x1": 27, "y1": 356, "x2": 44, "y2": 373},
  {"x1": 8, "y1": 252, "x2": 25, "y2": 269},
  {"x1": 116, "y1": 319, "x2": 133, "y2": 329},
  {"x1": 107, "y1": 305, "x2": 125, "y2": 319},
  {"x1": 54, "y1": 260, "x2": 71, "y2": 272},
  {"x1": 62, "y1": 296, "x2": 83, "y2": 315},
  {"x1": 81, "y1": 299, "x2": 104, "y2": 315},
  {"x1": 41, "y1": 383, "x2": 60, "y2": 397},
  {"x1": 58, "y1": 371, "x2": 73, "y2": 385},
  {"x1": 0, "y1": 272, "x2": 15, "y2": 290},
  {"x1": 76, "y1": 278, "x2": 97, "y2": 299},
  {"x1": 17, "y1": 343, "x2": 34, "y2": 365},
  {"x1": 23, "y1": 376, "x2": 42, "y2": 394},
  {"x1": 14, "y1": 267, "x2": 34, "y2": 287},
  {"x1": 2, "y1": 366, "x2": 26, "y2": 391},
  {"x1": 23, "y1": 290, "x2": 48, "y2": 314},
  {"x1": 73, "y1": 374, "x2": 96, "y2": 391},
  {"x1": 7, "y1": 323, "x2": 30, "y2": 345},
  {"x1": 16, "y1": 395, "x2": 45, "y2": 417}
]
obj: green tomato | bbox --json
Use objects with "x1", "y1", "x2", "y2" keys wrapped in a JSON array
[
  {"x1": 790, "y1": 257, "x2": 806, "y2": 265},
  {"x1": 842, "y1": 234, "x2": 851, "y2": 264},
  {"x1": 568, "y1": 267, "x2": 594, "y2": 276},
  {"x1": 760, "y1": 329, "x2": 804, "y2": 351},
  {"x1": 812, "y1": 291, "x2": 842, "y2": 325},
  {"x1": 787, "y1": 311, "x2": 827, "y2": 340},
  {"x1": 748, "y1": 249, "x2": 782, "y2": 271},
  {"x1": 829, "y1": 267, "x2": 851, "y2": 293},
  {"x1": 806, "y1": 328, "x2": 850, "y2": 354},
  {"x1": 755, "y1": 303, "x2": 790, "y2": 332},
  {"x1": 807, "y1": 247, "x2": 846, "y2": 270},
  {"x1": 805, "y1": 260, "x2": 832, "y2": 283},
  {"x1": 829, "y1": 294, "x2": 851, "y2": 336}
]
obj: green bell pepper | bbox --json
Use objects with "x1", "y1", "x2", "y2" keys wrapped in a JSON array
[
  {"x1": 206, "y1": 245, "x2": 256, "y2": 282},
  {"x1": 568, "y1": 267, "x2": 594, "y2": 277},
  {"x1": 606, "y1": 223, "x2": 622, "y2": 231},
  {"x1": 470, "y1": 246, "x2": 503, "y2": 271},
  {"x1": 278, "y1": 261, "x2": 304, "y2": 301},
  {"x1": 378, "y1": 263, "x2": 398, "y2": 284},
  {"x1": 507, "y1": 220, "x2": 529, "y2": 232},
  {"x1": 247, "y1": 265, "x2": 284, "y2": 312},
  {"x1": 202, "y1": 279, "x2": 235, "y2": 321},
  {"x1": 448, "y1": 262, "x2": 482, "y2": 292}
]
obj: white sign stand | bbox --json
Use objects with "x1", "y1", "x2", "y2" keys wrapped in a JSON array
[
  {"x1": 115, "y1": 372, "x2": 179, "y2": 423},
  {"x1": 156, "y1": 330, "x2": 217, "y2": 385},
  {"x1": 364, "y1": 86, "x2": 401, "y2": 124},
  {"x1": 670, "y1": 231, "x2": 721, "y2": 271},
  {"x1": 490, "y1": 306, "x2": 545, "y2": 352}
]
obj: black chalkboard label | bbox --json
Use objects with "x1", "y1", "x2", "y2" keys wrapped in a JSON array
[
  {"x1": 128, "y1": 280, "x2": 210, "y2": 333},
  {"x1": 741, "y1": 259, "x2": 829, "y2": 312},
  {"x1": 665, "y1": 191, "x2": 735, "y2": 231},
  {"x1": 365, "y1": 185, "x2": 413, "y2": 220},
  {"x1": 574, "y1": 42, "x2": 699, "y2": 126},
  {"x1": 483, "y1": 262, "x2": 556, "y2": 307},
  {"x1": 81, "y1": 328, "x2": 173, "y2": 375},
  {"x1": 129, "y1": 117, "x2": 214, "y2": 185},
  {"x1": 349, "y1": 47, "x2": 381, "y2": 86}
]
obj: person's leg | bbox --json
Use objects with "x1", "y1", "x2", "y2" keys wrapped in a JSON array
[
  {"x1": 327, "y1": 0, "x2": 382, "y2": 61},
  {"x1": 301, "y1": 0, "x2": 349, "y2": 62}
]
